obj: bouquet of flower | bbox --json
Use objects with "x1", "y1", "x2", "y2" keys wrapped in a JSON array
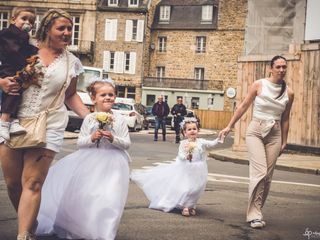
[
  {"x1": 14, "y1": 55, "x2": 43, "y2": 89},
  {"x1": 185, "y1": 141, "x2": 197, "y2": 162},
  {"x1": 96, "y1": 112, "x2": 114, "y2": 147}
]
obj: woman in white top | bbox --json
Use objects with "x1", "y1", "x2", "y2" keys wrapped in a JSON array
[
  {"x1": 219, "y1": 56, "x2": 294, "y2": 229},
  {"x1": 0, "y1": 9, "x2": 89, "y2": 240}
]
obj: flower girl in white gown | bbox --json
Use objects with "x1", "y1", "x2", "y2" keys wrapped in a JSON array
[
  {"x1": 36, "y1": 79, "x2": 131, "y2": 240},
  {"x1": 131, "y1": 118, "x2": 220, "y2": 217}
]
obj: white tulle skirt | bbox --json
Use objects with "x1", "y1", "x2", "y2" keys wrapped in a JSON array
[
  {"x1": 131, "y1": 160, "x2": 208, "y2": 212},
  {"x1": 36, "y1": 147, "x2": 130, "y2": 240}
]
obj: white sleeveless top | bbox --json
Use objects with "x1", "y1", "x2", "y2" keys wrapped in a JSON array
[
  {"x1": 253, "y1": 78, "x2": 289, "y2": 121},
  {"x1": 252, "y1": 79, "x2": 289, "y2": 137}
]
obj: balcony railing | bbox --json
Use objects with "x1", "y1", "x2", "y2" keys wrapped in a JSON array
[
  {"x1": 143, "y1": 77, "x2": 223, "y2": 91},
  {"x1": 67, "y1": 40, "x2": 94, "y2": 54}
]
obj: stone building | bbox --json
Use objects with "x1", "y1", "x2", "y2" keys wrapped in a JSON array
[
  {"x1": 0, "y1": 0, "x2": 97, "y2": 65},
  {"x1": 94, "y1": 0, "x2": 151, "y2": 101},
  {"x1": 143, "y1": 0, "x2": 247, "y2": 111}
]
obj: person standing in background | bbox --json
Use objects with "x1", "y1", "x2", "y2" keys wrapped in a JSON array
[
  {"x1": 152, "y1": 95, "x2": 170, "y2": 141},
  {"x1": 171, "y1": 97, "x2": 187, "y2": 143}
]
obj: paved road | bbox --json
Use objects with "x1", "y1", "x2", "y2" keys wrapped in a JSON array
[{"x1": 1, "y1": 131, "x2": 319, "y2": 240}]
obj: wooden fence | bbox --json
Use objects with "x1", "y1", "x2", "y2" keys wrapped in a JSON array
[
  {"x1": 233, "y1": 44, "x2": 320, "y2": 151},
  {"x1": 194, "y1": 110, "x2": 233, "y2": 130}
]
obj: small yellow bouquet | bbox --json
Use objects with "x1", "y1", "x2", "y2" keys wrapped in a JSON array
[
  {"x1": 185, "y1": 141, "x2": 197, "y2": 162},
  {"x1": 96, "y1": 112, "x2": 114, "y2": 147}
]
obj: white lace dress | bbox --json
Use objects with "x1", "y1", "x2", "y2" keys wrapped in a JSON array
[
  {"x1": 17, "y1": 50, "x2": 83, "y2": 152},
  {"x1": 36, "y1": 111, "x2": 131, "y2": 240},
  {"x1": 131, "y1": 138, "x2": 219, "y2": 212}
]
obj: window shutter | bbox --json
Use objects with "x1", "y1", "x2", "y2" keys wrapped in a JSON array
[
  {"x1": 103, "y1": 51, "x2": 110, "y2": 71},
  {"x1": 125, "y1": 20, "x2": 133, "y2": 42},
  {"x1": 105, "y1": 19, "x2": 117, "y2": 41},
  {"x1": 129, "y1": 52, "x2": 136, "y2": 74},
  {"x1": 115, "y1": 51, "x2": 124, "y2": 73},
  {"x1": 111, "y1": 19, "x2": 117, "y2": 40},
  {"x1": 137, "y1": 20, "x2": 144, "y2": 42}
]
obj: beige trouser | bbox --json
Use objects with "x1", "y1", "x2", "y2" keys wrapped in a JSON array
[{"x1": 245, "y1": 119, "x2": 282, "y2": 222}]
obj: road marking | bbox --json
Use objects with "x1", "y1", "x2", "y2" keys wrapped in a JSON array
[
  {"x1": 208, "y1": 173, "x2": 320, "y2": 188},
  {"x1": 138, "y1": 162, "x2": 320, "y2": 188}
]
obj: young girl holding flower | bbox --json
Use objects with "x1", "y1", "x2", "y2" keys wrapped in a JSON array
[
  {"x1": 36, "y1": 79, "x2": 131, "y2": 240},
  {"x1": 131, "y1": 117, "x2": 219, "y2": 217}
]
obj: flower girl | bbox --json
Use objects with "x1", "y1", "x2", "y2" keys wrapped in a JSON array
[
  {"x1": 36, "y1": 79, "x2": 131, "y2": 240},
  {"x1": 131, "y1": 118, "x2": 219, "y2": 216}
]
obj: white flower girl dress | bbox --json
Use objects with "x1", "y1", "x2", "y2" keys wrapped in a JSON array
[
  {"x1": 131, "y1": 138, "x2": 219, "y2": 212},
  {"x1": 36, "y1": 112, "x2": 131, "y2": 240}
]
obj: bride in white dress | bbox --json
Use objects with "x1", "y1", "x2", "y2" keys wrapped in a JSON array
[
  {"x1": 36, "y1": 79, "x2": 131, "y2": 240},
  {"x1": 131, "y1": 118, "x2": 219, "y2": 216}
]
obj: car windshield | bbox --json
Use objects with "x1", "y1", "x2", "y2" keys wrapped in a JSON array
[
  {"x1": 112, "y1": 103, "x2": 133, "y2": 111},
  {"x1": 146, "y1": 106, "x2": 153, "y2": 115},
  {"x1": 77, "y1": 69, "x2": 101, "y2": 92}
]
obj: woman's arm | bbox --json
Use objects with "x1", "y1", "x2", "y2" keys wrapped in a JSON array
[
  {"x1": 218, "y1": 81, "x2": 260, "y2": 138},
  {"x1": 280, "y1": 87, "x2": 294, "y2": 154},
  {"x1": 65, "y1": 77, "x2": 90, "y2": 118}
]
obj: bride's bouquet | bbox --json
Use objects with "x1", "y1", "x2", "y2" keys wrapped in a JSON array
[
  {"x1": 96, "y1": 112, "x2": 114, "y2": 147},
  {"x1": 185, "y1": 141, "x2": 197, "y2": 162}
]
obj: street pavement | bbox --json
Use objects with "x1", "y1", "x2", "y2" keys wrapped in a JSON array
[{"x1": 0, "y1": 129, "x2": 319, "y2": 240}]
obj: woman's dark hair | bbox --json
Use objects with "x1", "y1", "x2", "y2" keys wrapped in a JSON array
[{"x1": 271, "y1": 55, "x2": 287, "y2": 99}]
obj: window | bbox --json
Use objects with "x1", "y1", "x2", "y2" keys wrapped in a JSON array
[
  {"x1": 71, "y1": 16, "x2": 80, "y2": 46},
  {"x1": 127, "y1": 87, "x2": 136, "y2": 99},
  {"x1": 196, "y1": 36, "x2": 206, "y2": 53},
  {"x1": 132, "y1": 20, "x2": 138, "y2": 41},
  {"x1": 156, "y1": 66, "x2": 165, "y2": 79},
  {"x1": 117, "y1": 86, "x2": 135, "y2": 99},
  {"x1": 158, "y1": 37, "x2": 167, "y2": 52},
  {"x1": 103, "y1": 51, "x2": 136, "y2": 74},
  {"x1": 159, "y1": 6, "x2": 170, "y2": 22},
  {"x1": 146, "y1": 95, "x2": 156, "y2": 106},
  {"x1": 110, "y1": 52, "x2": 115, "y2": 71},
  {"x1": 0, "y1": 11, "x2": 9, "y2": 30},
  {"x1": 124, "y1": 52, "x2": 136, "y2": 74},
  {"x1": 125, "y1": 19, "x2": 144, "y2": 42},
  {"x1": 128, "y1": 0, "x2": 139, "y2": 7},
  {"x1": 31, "y1": 15, "x2": 43, "y2": 36},
  {"x1": 194, "y1": 68, "x2": 204, "y2": 80},
  {"x1": 202, "y1": 5, "x2": 213, "y2": 22},
  {"x1": 118, "y1": 86, "x2": 125, "y2": 97},
  {"x1": 191, "y1": 97, "x2": 200, "y2": 109},
  {"x1": 105, "y1": 19, "x2": 118, "y2": 41},
  {"x1": 108, "y1": 0, "x2": 118, "y2": 6}
]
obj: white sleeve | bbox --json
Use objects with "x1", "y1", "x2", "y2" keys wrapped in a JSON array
[
  {"x1": 176, "y1": 141, "x2": 187, "y2": 161},
  {"x1": 201, "y1": 138, "x2": 219, "y2": 149},
  {"x1": 77, "y1": 115, "x2": 96, "y2": 148},
  {"x1": 112, "y1": 116, "x2": 131, "y2": 150}
]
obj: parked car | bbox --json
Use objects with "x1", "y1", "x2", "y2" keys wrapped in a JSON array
[
  {"x1": 66, "y1": 66, "x2": 105, "y2": 132},
  {"x1": 145, "y1": 106, "x2": 173, "y2": 128},
  {"x1": 171, "y1": 109, "x2": 201, "y2": 130},
  {"x1": 111, "y1": 98, "x2": 149, "y2": 132}
]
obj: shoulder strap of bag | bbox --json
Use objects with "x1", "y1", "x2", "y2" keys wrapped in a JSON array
[{"x1": 46, "y1": 51, "x2": 70, "y2": 112}]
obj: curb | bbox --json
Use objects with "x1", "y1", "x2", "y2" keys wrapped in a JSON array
[{"x1": 209, "y1": 152, "x2": 320, "y2": 175}]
